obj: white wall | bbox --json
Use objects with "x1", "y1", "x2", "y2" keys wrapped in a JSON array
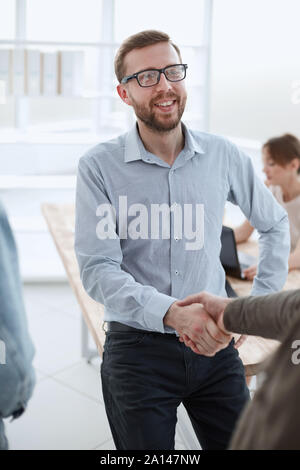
[{"x1": 210, "y1": 0, "x2": 300, "y2": 142}]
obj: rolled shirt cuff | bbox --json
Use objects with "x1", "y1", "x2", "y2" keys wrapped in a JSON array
[{"x1": 143, "y1": 292, "x2": 178, "y2": 334}]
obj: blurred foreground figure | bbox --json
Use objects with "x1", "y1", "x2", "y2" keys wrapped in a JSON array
[
  {"x1": 179, "y1": 289, "x2": 300, "y2": 449},
  {"x1": 0, "y1": 201, "x2": 36, "y2": 450}
]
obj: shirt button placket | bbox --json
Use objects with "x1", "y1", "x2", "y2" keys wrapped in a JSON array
[{"x1": 169, "y1": 168, "x2": 181, "y2": 293}]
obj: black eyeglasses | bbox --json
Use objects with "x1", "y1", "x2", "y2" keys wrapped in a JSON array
[{"x1": 121, "y1": 63, "x2": 188, "y2": 87}]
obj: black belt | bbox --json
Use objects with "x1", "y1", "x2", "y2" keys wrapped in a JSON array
[
  {"x1": 104, "y1": 321, "x2": 150, "y2": 333},
  {"x1": 103, "y1": 321, "x2": 176, "y2": 336}
]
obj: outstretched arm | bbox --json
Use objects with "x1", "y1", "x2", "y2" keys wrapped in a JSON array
[
  {"x1": 178, "y1": 289, "x2": 300, "y2": 342},
  {"x1": 223, "y1": 289, "x2": 300, "y2": 340}
]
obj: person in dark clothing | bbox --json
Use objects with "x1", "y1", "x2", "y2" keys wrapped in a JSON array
[{"x1": 179, "y1": 288, "x2": 300, "y2": 450}]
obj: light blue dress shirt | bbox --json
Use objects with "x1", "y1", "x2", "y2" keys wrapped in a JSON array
[{"x1": 74, "y1": 122, "x2": 290, "y2": 335}]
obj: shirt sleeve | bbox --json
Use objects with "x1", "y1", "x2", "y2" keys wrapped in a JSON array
[
  {"x1": 74, "y1": 156, "x2": 177, "y2": 333},
  {"x1": 223, "y1": 289, "x2": 300, "y2": 341},
  {"x1": 226, "y1": 142, "x2": 290, "y2": 295}
]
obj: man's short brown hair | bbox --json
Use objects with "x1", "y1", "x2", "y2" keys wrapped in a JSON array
[{"x1": 114, "y1": 30, "x2": 182, "y2": 83}]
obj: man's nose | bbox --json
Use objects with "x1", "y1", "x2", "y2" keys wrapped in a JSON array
[{"x1": 156, "y1": 72, "x2": 173, "y2": 92}]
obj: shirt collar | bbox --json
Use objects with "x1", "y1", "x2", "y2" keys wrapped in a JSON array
[
  {"x1": 124, "y1": 121, "x2": 205, "y2": 163},
  {"x1": 182, "y1": 122, "x2": 205, "y2": 156}
]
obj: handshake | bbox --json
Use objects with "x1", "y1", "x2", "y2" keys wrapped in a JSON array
[{"x1": 164, "y1": 291, "x2": 246, "y2": 357}]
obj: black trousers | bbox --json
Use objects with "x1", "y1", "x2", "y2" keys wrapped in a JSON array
[{"x1": 100, "y1": 330, "x2": 250, "y2": 450}]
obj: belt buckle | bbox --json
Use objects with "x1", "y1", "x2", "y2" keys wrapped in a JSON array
[{"x1": 102, "y1": 321, "x2": 108, "y2": 333}]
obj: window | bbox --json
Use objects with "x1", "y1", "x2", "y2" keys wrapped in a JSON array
[
  {"x1": 0, "y1": 0, "x2": 211, "y2": 141},
  {"x1": 0, "y1": 0, "x2": 15, "y2": 39},
  {"x1": 0, "y1": 0, "x2": 16, "y2": 127},
  {"x1": 26, "y1": 0, "x2": 103, "y2": 43}
]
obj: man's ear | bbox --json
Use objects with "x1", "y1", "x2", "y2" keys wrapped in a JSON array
[{"x1": 117, "y1": 84, "x2": 132, "y2": 106}]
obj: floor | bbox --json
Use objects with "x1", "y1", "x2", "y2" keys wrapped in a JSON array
[{"x1": 3, "y1": 282, "x2": 192, "y2": 450}]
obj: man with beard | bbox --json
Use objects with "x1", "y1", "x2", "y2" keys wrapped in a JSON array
[{"x1": 74, "y1": 30, "x2": 290, "y2": 450}]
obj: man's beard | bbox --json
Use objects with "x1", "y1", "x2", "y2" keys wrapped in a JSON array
[{"x1": 129, "y1": 92, "x2": 187, "y2": 133}]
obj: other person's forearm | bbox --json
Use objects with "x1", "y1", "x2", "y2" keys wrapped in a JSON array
[{"x1": 223, "y1": 289, "x2": 300, "y2": 340}]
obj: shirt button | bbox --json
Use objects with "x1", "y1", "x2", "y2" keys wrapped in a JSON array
[
  {"x1": 175, "y1": 270, "x2": 179, "y2": 275},
  {"x1": 174, "y1": 237, "x2": 179, "y2": 241}
]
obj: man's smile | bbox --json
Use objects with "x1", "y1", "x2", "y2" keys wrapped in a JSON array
[{"x1": 154, "y1": 99, "x2": 177, "y2": 112}]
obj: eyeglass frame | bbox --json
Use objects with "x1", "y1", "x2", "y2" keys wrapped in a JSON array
[{"x1": 121, "y1": 63, "x2": 188, "y2": 87}]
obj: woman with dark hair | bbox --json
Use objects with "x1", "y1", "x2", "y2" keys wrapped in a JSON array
[{"x1": 234, "y1": 133, "x2": 300, "y2": 278}]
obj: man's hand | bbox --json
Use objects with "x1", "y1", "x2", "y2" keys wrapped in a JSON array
[
  {"x1": 243, "y1": 264, "x2": 257, "y2": 281},
  {"x1": 164, "y1": 300, "x2": 232, "y2": 357},
  {"x1": 176, "y1": 291, "x2": 247, "y2": 351}
]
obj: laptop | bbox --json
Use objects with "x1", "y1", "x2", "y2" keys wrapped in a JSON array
[
  {"x1": 220, "y1": 225, "x2": 257, "y2": 280},
  {"x1": 225, "y1": 279, "x2": 238, "y2": 298}
]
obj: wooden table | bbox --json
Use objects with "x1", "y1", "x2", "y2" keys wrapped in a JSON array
[{"x1": 41, "y1": 203, "x2": 105, "y2": 362}]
